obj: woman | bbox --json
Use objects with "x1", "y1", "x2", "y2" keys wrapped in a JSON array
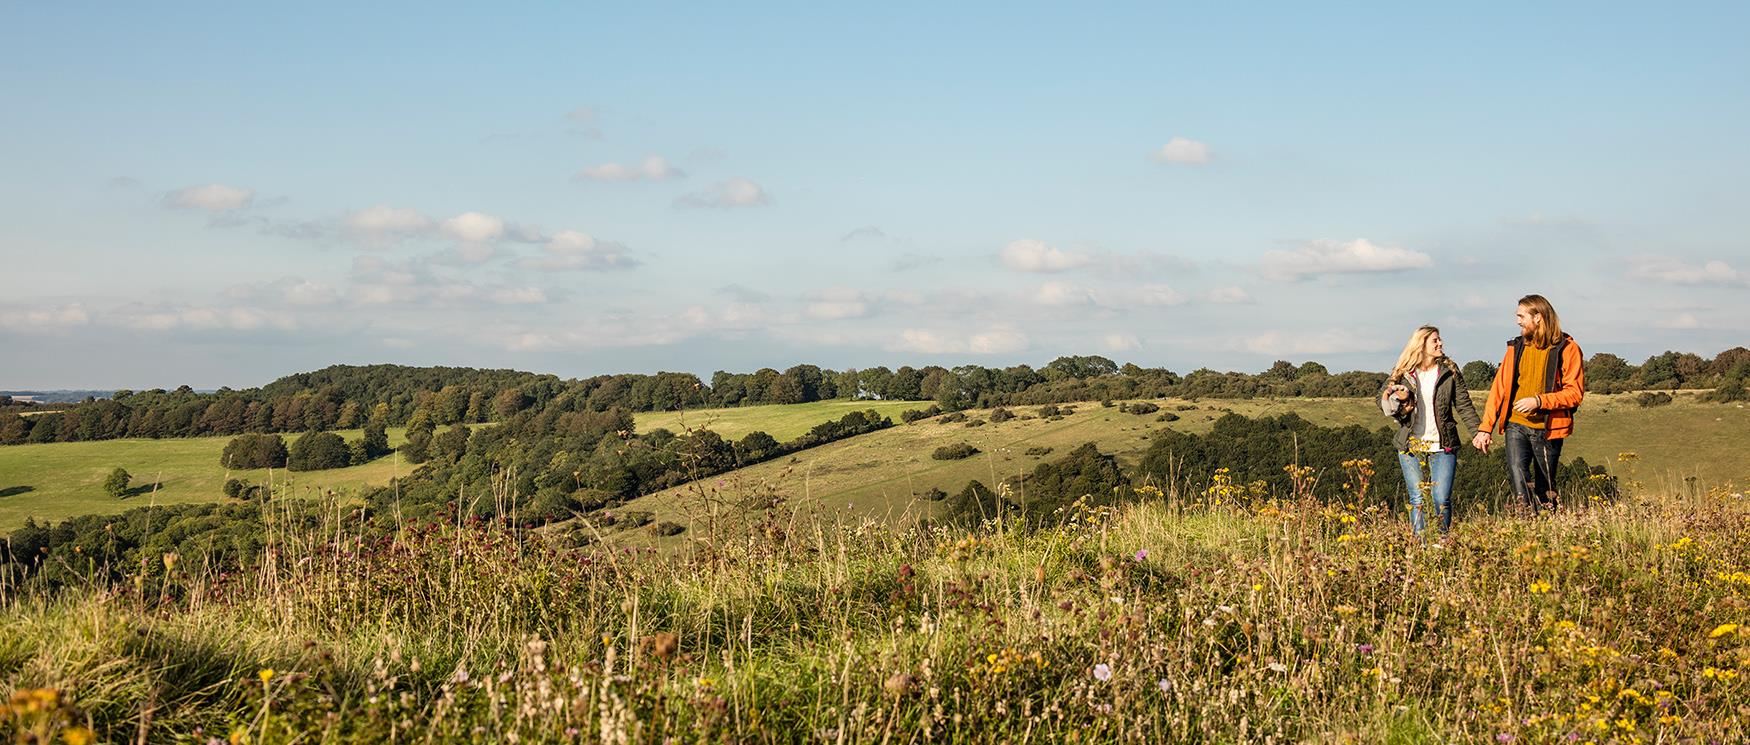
[
  {"x1": 1474, "y1": 294, "x2": 1585, "y2": 514},
  {"x1": 1379, "y1": 325, "x2": 1482, "y2": 536}
]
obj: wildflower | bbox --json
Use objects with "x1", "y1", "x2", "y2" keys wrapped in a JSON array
[
  {"x1": 1133, "y1": 549, "x2": 1148, "y2": 562},
  {"x1": 258, "y1": 668, "x2": 274, "y2": 684},
  {"x1": 1157, "y1": 678, "x2": 1173, "y2": 693},
  {"x1": 1707, "y1": 623, "x2": 1739, "y2": 639},
  {"x1": 1357, "y1": 644, "x2": 1374, "y2": 655},
  {"x1": 1267, "y1": 662, "x2": 1288, "y2": 673},
  {"x1": 1252, "y1": 583, "x2": 1264, "y2": 592},
  {"x1": 1496, "y1": 735, "x2": 1514, "y2": 743},
  {"x1": 63, "y1": 728, "x2": 96, "y2": 745},
  {"x1": 1092, "y1": 663, "x2": 1112, "y2": 682},
  {"x1": 1528, "y1": 580, "x2": 1552, "y2": 594}
]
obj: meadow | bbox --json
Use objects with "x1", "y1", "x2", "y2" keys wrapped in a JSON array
[
  {"x1": 1, "y1": 472, "x2": 1744, "y2": 742},
  {"x1": 624, "y1": 393, "x2": 1750, "y2": 539},
  {"x1": 0, "y1": 428, "x2": 413, "y2": 530}
]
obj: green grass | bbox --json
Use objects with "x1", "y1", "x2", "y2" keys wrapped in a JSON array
[
  {"x1": 0, "y1": 428, "x2": 414, "y2": 530},
  {"x1": 622, "y1": 393, "x2": 1750, "y2": 535},
  {"x1": 633, "y1": 399, "x2": 929, "y2": 442}
]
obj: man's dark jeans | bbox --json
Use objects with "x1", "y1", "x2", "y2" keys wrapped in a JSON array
[{"x1": 1504, "y1": 422, "x2": 1563, "y2": 513}]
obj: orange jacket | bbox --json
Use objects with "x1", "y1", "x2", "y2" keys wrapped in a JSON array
[{"x1": 1481, "y1": 334, "x2": 1586, "y2": 439}]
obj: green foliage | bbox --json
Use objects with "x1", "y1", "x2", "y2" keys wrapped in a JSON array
[
  {"x1": 1636, "y1": 391, "x2": 1674, "y2": 408},
  {"x1": 220, "y1": 433, "x2": 287, "y2": 469},
  {"x1": 931, "y1": 443, "x2": 980, "y2": 461},
  {"x1": 102, "y1": 467, "x2": 130, "y2": 499},
  {"x1": 988, "y1": 407, "x2": 1014, "y2": 423},
  {"x1": 1126, "y1": 401, "x2": 1160, "y2": 415},
  {"x1": 1461, "y1": 360, "x2": 1496, "y2": 390},
  {"x1": 1704, "y1": 381, "x2": 1748, "y2": 403},
  {"x1": 287, "y1": 432, "x2": 350, "y2": 472},
  {"x1": 1008, "y1": 442, "x2": 1129, "y2": 520}
]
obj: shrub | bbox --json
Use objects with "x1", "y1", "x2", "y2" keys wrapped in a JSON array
[
  {"x1": 932, "y1": 442, "x2": 980, "y2": 460},
  {"x1": 287, "y1": 431, "x2": 351, "y2": 471},
  {"x1": 920, "y1": 487, "x2": 948, "y2": 502},
  {"x1": 220, "y1": 433, "x2": 288, "y2": 469},
  {"x1": 1128, "y1": 401, "x2": 1160, "y2": 415},
  {"x1": 964, "y1": 419, "x2": 986, "y2": 428},
  {"x1": 1037, "y1": 405, "x2": 1061, "y2": 417},
  {"x1": 901, "y1": 406, "x2": 942, "y2": 424},
  {"x1": 939, "y1": 412, "x2": 968, "y2": 424},
  {"x1": 989, "y1": 407, "x2": 1014, "y2": 423},
  {"x1": 651, "y1": 521, "x2": 686, "y2": 537},
  {"x1": 1636, "y1": 391, "x2": 1674, "y2": 408},
  {"x1": 1024, "y1": 446, "x2": 1054, "y2": 457},
  {"x1": 1705, "y1": 381, "x2": 1748, "y2": 403},
  {"x1": 1157, "y1": 412, "x2": 1180, "y2": 422},
  {"x1": 103, "y1": 467, "x2": 131, "y2": 499}
]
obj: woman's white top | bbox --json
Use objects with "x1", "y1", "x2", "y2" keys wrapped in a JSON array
[{"x1": 1414, "y1": 366, "x2": 1441, "y2": 447}]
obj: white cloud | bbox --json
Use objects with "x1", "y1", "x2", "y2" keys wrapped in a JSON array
[
  {"x1": 1000, "y1": 239, "x2": 1093, "y2": 273},
  {"x1": 574, "y1": 155, "x2": 685, "y2": 182},
  {"x1": 515, "y1": 230, "x2": 639, "y2": 271},
  {"x1": 226, "y1": 278, "x2": 340, "y2": 306},
  {"x1": 1150, "y1": 137, "x2": 1211, "y2": 166},
  {"x1": 108, "y1": 304, "x2": 295, "y2": 332},
  {"x1": 1658, "y1": 313, "x2": 1702, "y2": 329},
  {"x1": 892, "y1": 327, "x2": 1028, "y2": 355},
  {"x1": 1205, "y1": 286, "x2": 1253, "y2": 304},
  {"x1": 162, "y1": 184, "x2": 255, "y2": 211},
  {"x1": 439, "y1": 211, "x2": 507, "y2": 243},
  {"x1": 344, "y1": 205, "x2": 433, "y2": 242},
  {"x1": 1241, "y1": 330, "x2": 1390, "y2": 356},
  {"x1": 1625, "y1": 256, "x2": 1744, "y2": 286},
  {"x1": 0, "y1": 303, "x2": 91, "y2": 331},
  {"x1": 674, "y1": 178, "x2": 771, "y2": 208},
  {"x1": 1034, "y1": 281, "x2": 1098, "y2": 307},
  {"x1": 804, "y1": 287, "x2": 874, "y2": 320},
  {"x1": 1137, "y1": 284, "x2": 1187, "y2": 306},
  {"x1": 1101, "y1": 332, "x2": 1141, "y2": 352},
  {"x1": 1260, "y1": 238, "x2": 1432, "y2": 281}
]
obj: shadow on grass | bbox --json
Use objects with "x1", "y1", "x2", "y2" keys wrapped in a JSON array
[
  {"x1": 0, "y1": 485, "x2": 33, "y2": 498},
  {"x1": 120, "y1": 483, "x2": 164, "y2": 499}
]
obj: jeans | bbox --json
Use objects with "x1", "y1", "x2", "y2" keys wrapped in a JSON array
[
  {"x1": 1396, "y1": 448, "x2": 1456, "y2": 535},
  {"x1": 1504, "y1": 422, "x2": 1564, "y2": 513}
]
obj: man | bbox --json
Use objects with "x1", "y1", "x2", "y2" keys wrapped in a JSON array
[{"x1": 1474, "y1": 294, "x2": 1586, "y2": 514}]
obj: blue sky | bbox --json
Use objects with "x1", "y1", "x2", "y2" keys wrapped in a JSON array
[{"x1": 3, "y1": 2, "x2": 1747, "y2": 389}]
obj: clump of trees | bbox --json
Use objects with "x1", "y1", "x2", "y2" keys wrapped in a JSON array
[
  {"x1": 221, "y1": 433, "x2": 288, "y2": 469},
  {"x1": 287, "y1": 432, "x2": 350, "y2": 471},
  {"x1": 932, "y1": 443, "x2": 980, "y2": 461}
]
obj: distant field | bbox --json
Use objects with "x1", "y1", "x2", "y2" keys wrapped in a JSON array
[
  {"x1": 633, "y1": 399, "x2": 927, "y2": 442},
  {"x1": 3, "y1": 392, "x2": 1743, "y2": 532},
  {"x1": 0, "y1": 428, "x2": 414, "y2": 530},
  {"x1": 621, "y1": 393, "x2": 1750, "y2": 536}
]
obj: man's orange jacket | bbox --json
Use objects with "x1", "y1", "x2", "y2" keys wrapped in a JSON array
[{"x1": 1480, "y1": 334, "x2": 1586, "y2": 440}]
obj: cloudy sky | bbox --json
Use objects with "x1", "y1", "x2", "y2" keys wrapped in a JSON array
[{"x1": 3, "y1": 3, "x2": 1746, "y2": 389}]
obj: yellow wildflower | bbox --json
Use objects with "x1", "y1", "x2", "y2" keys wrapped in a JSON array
[{"x1": 1707, "y1": 623, "x2": 1739, "y2": 639}]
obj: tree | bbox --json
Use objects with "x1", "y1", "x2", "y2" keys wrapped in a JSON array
[
  {"x1": 1461, "y1": 360, "x2": 1497, "y2": 391},
  {"x1": 220, "y1": 433, "x2": 289, "y2": 469},
  {"x1": 360, "y1": 418, "x2": 390, "y2": 460},
  {"x1": 287, "y1": 431, "x2": 351, "y2": 471},
  {"x1": 104, "y1": 467, "x2": 131, "y2": 498}
]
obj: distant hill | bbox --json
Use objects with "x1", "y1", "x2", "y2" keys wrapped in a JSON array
[{"x1": 0, "y1": 390, "x2": 121, "y2": 404}]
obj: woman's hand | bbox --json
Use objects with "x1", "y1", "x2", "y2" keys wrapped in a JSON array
[
  {"x1": 1471, "y1": 432, "x2": 1492, "y2": 452},
  {"x1": 1513, "y1": 396, "x2": 1539, "y2": 413},
  {"x1": 1388, "y1": 384, "x2": 1410, "y2": 401}
]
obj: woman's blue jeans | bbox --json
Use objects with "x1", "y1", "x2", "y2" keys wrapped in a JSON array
[{"x1": 1396, "y1": 448, "x2": 1456, "y2": 535}]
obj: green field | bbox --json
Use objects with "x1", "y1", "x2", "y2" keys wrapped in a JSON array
[
  {"x1": 0, "y1": 428, "x2": 414, "y2": 529},
  {"x1": 621, "y1": 393, "x2": 1750, "y2": 534},
  {"x1": 634, "y1": 399, "x2": 927, "y2": 441},
  {"x1": 2, "y1": 392, "x2": 1744, "y2": 532}
]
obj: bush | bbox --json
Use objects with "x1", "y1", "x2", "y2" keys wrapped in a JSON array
[
  {"x1": 941, "y1": 479, "x2": 1015, "y2": 527},
  {"x1": 939, "y1": 412, "x2": 968, "y2": 424},
  {"x1": 964, "y1": 419, "x2": 986, "y2": 428},
  {"x1": 989, "y1": 407, "x2": 1014, "y2": 423},
  {"x1": 1024, "y1": 446, "x2": 1054, "y2": 457},
  {"x1": 223, "y1": 478, "x2": 266, "y2": 501},
  {"x1": 921, "y1": 487, "x2": 948, "y2": 502},
  {"x1": 901, "y1": 406, "x2": 942, "y2": 424},
  {"x1": 651, "y1": 521, "x2": 686, "y2": 537},
  {"x1": 1157, "y1": 412, "x2": 1180, "y2": 422},
  {"x1": 1037, "y1": 405, "x2": 1061, "y2": 417},
  {"x1": 932, "y1": 442, "x2": 980, "y2": 460},
  {"x1": 287, "y1": 431, "x2": 351, "y2": 471},
  {"x1": 1705, "y1": 381, "x2": 1748, "y2": 403},
  {"x1": 220, "y1": 433, "x2": 288, "y2": 469},
  {"x1": 1128, "y1": 402, "x2": 1160, "y2": 415},
  {"x1": 1636, "y1": 391, "x2": 1674, "y2": 408},
  {"x1": 103, "y1": 467, "x2": 131, "y2": 499}
]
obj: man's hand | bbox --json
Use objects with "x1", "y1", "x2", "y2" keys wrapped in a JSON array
[
  {"x1": 1513, "y1": 396, "x2": 1539, "y2": 414},
  {"x1": 1472, "y1": 431, "x2": 1492, "y2": 453}
]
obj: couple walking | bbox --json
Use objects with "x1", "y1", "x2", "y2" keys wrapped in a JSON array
[{"x1": 1378, "y1": 294, "x2": 1586, "y2": 536}]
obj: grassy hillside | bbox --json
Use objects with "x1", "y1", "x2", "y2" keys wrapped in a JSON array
[
  {"x1": 633, "y1": 399, "x2": 926, "y2": 442},
  {"x1": 0, "y1": 428, "x2": 414, "y2": 529},
  {"x1": 623, "y1": 393, "x2": 1750, "y2": 534},
  {"x1": 3, "y1": 486, "x2": 1745, "y2": 742}
]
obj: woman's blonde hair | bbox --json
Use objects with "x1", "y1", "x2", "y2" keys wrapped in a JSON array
[
  {"x1": 1390, "y1": 325, "x2": 1444, "y2": 381},
  {"x1": 1518, "y1": 294, "x2": 1563, "y2": 348}
]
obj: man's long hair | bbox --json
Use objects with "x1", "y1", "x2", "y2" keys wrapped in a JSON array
[
  {"x1": 1518, "y1": 294, "x2": 1564, "y2": 348},
  {"x1": 1390, "y1": 325, "x2": 1443, "y2": 382}
]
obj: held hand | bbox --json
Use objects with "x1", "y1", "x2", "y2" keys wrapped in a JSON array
[
  {"x1": 1513, "y1": 396, "x2": 1540, "y2": 414},
  {"x1": 1471, "y1": 431, "x2": 1492, "y2": 453},
  {"x1": 1394, "y1": 386, "x2": 1411, "y2": 402}
]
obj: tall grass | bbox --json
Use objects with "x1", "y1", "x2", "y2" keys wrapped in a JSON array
[{"x1": 2, "y1": 469, "x2": 1746, "y2": 743}]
